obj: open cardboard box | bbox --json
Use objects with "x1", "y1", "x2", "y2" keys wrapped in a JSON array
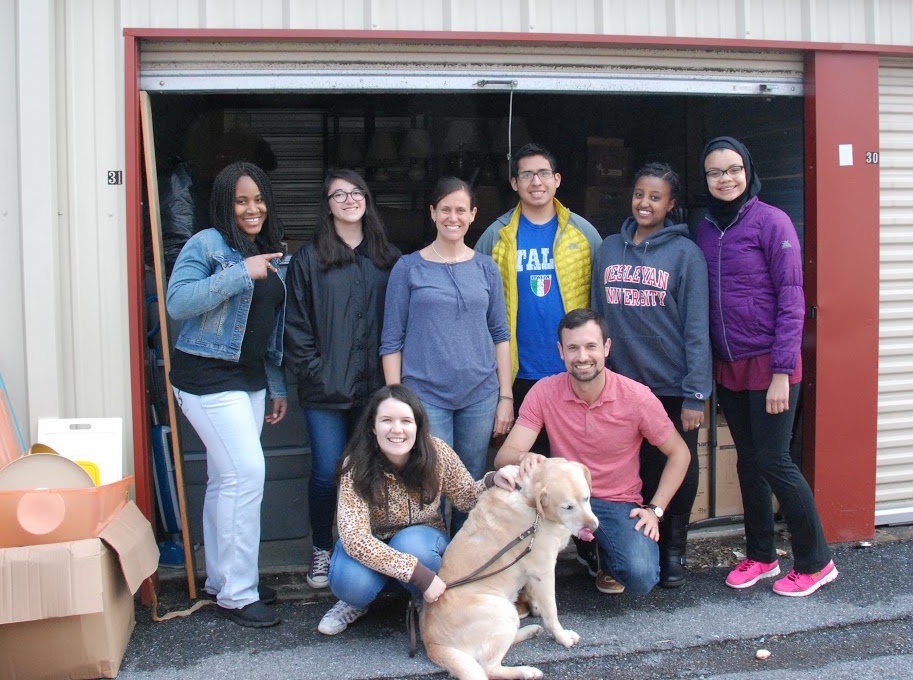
[{"x1": 0, "y1": 501, "x2": 160, "y2": 680}]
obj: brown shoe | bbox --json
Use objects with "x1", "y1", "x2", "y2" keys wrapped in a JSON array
[
  {"x1": 595, "y1": 570, "x2": 625, "y2": 595},
  {"x1": 515, "y1": 591, "x2": 532, "y2": 619}
]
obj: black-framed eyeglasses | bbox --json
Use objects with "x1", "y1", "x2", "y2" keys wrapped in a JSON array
[
  {"x1": 705, "y1": 165, "x2": 745, "y2": 180},
  {"x1": 328, "y1": 189, "x2": 366, "y2": 203},
  {"x1": 516, "y1": 169, "x2": 555, "y2": 182}
]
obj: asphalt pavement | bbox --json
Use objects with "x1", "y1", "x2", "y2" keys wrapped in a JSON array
[{"x1": 118, "y1": 527, "x2": 913, "y2": 679}]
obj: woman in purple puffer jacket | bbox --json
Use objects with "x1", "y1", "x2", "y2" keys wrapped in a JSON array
[{"x1": 696, "y1": 137, "x2": 837, "y2": 598}]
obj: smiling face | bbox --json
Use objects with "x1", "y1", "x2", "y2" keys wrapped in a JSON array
[
  {"x1": 430, "y1": 189, "x2": 476, "y2": 244},
  {"x1": 373, "y1": 397, "x2": 418, "y2": 468},
  {"x1": 631, "y1": 175, "x2": 675, "y2": 231},
  {"x1": 327, "y1": 177, "x2": 367, "y2": 228},
  {"x1": 234, "y1": 175, "x2": 267, "y2": 241},
  {"x1": 704, "y1": 148, "x2": 748, "y2": 202},
  {"x1": 557, "y1": 320, "x2": 610, "y2": 384},
  {"x1": 510, "y1": 154, "x2": 561, "y2": 209}
]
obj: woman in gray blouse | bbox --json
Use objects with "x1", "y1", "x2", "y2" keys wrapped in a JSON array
[{"x1": 381, "y1": 177, "x2": 512, "y2": 534}]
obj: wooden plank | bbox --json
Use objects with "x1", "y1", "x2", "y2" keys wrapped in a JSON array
[{"x1": 139, "y1": 90, "x2": 197, "y2": 600}]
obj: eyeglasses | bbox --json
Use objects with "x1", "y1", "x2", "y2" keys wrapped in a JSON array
[
  {"x1": 516, "y1": 169, "x2": 555, "y2": 182},
  {"x1": 705, "y1": 165, "x2": 745, "y2": 181},
  {"x1": 328, "y1": 189, "x2": 366, "y2": 203}
]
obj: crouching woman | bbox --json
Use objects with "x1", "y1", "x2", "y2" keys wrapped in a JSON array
[{"x1": 318, "y1": 384, "x2": 514, "y2": 635}]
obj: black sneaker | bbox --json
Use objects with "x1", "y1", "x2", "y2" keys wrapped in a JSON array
[
  {"x1": 215, "y1": 601, "x2": 281, "y2": 628},
  {"x1": 574, "y1": 536, "x2": 599, "y2": 577},
  {"x1": 203, "y1": 585, "x2": 277, "y2": 605}
]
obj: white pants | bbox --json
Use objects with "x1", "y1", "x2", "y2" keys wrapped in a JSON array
[{"x1": 174, "y1": 387, "x2": 266, "y2": 608}]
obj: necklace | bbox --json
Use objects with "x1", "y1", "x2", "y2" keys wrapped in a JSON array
[{"x1": 430, "y1": 241, "x2": 468, "y2": 265}]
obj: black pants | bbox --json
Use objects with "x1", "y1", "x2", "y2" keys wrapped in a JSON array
[
  {"x1": 639, "y1": 395, "x2": 699, "y2": 517},
  {"x1": 513, "y1": 378, "x2": 551, "y2": 456},
  {"x1": 717, "y1": 383, "x2": 832, "y2": 573}
]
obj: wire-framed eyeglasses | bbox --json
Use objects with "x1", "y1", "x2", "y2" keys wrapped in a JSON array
[{"x1": 705, "y1": 165, "x2": 745, "y2": 181}]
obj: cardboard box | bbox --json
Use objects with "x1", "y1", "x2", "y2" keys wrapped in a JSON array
[
  {"x1": 0, "y1": 476, "x2": 134, "y2": 549},
  {"x1": 714, "y1": 424, "x2": 743, "y2": 517},
  {"x1": 0, "y1": 501, "x2": 160, "y2": 680},
  {"x1": 690, "y1": 428, "x2": 710, "y2": 522}
]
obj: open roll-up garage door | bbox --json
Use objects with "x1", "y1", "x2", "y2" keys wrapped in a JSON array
[
  {"x1": 139, "y1": 40, "x2": 805, "y2": 248},
  {"x1": 137, "y1": 37, "x2": 807, "y2": 537},
  {"x1": 876, "y1": 56, "x2": 913, "y2": 526},
  {"x1": 139, "y1": 40, "x2": 803, "y2": 95}
]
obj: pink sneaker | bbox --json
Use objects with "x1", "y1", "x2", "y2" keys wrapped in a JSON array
[
  {"x1": 773, "y1": 561, "x2": 838, "y2": 597},
  {"x1": 726, "y1": 559, "x2": 781, "y2": 589}
]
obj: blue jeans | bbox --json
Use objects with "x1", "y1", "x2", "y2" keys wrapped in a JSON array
[
  {"x1": 304, "y1": 408, "x2": 361, "y2": 551},
  {"x1": 327, "y1": 525, "x2": 450, "y2": 608},
  {"x1": 423, "y1": 389, "x2": 498, "y2": 534},
  {"x1": 591, "y1": 499, "x2": 660, "y2": 594}
]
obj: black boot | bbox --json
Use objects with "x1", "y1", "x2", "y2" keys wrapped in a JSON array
[{"x1": 659, "y1": 514, "x2": 690, "y2": 588}]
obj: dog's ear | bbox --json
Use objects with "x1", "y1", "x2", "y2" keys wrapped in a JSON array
[
  {"x1": 582, "y1": 465, "x2": 592, "y2": 491},
  {"x1": 535, "y1": 488, "x2": 549, "y2": 515}
]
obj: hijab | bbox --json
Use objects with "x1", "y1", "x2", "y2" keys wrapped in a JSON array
[{"x1": 700, "y1": 136, "x2": 762, "y2": 229}]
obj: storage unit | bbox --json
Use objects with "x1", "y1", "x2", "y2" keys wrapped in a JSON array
[{"x1": 3, "y1": 1, "x2": 911, "y2": 551}]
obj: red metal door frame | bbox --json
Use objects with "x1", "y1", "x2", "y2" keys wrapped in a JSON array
[
  {"x1": 123, "y1": 30, "x2": 901, "y2": 545},
  {"x1": 803, "y1": 51, "x2": 880, "y2": 541}
]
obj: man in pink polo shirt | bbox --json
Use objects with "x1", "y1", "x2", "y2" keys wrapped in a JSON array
[{"x1": 495, "y1": 308, "x2": 690, "y2": 595}]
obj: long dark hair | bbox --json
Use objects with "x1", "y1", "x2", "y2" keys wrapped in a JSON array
[
  {"x1": 209, "y1": 161, "x2": 284, "y2": 257},
  {"x1": 314, "y1": 169, "x2": 398, "y2": 271},
  {"x1": 337, "y1": 384, "x2": 440, "y2": 508},
  {"x1": 633, "y1": 161, "x2": 684, "y2": 224}
]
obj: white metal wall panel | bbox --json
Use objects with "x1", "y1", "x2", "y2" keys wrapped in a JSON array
[
  {"x1": 0, "y1": 0, "x2": 27, "y2": 436},
  {"x1": 115, "y1": 0, "x2": 913, "y2": 45},
  {"x1": 58, "y1": 1, "x2": 135, "y2": 471},
  {"x1": 879, "y1": 0, "x2": 913, "y2": 46},
  {"x1": 751, "y1": 0, "x2": 804, "y2": 42},
  {"x1": 877, "y1": 56, "x2": 913, "y2": 525}
]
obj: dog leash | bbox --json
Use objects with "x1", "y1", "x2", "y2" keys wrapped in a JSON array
[
  {"x1": 446, "y1": 513, "x2": 541, "y2": 589},
  {"x1": 406, "y1": 513, "x2": 541, "y2": 657}
]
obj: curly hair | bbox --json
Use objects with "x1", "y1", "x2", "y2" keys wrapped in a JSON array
[
  {"x1": 337, "y1": 384, "x2": 440, "y2": 509},
  {"x1": 314, "y1": 168, "x2": 398, "y2": 271},
  {"x1": 209, "y1": 161, "x2": 284, "y2": 257}
]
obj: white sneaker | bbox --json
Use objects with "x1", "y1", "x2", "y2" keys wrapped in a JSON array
[
  {"x1": 307, "y1": 547, "x2": 331, "y2": 589},
  {"x1": 318, "y1": 600, "x2": 368, "y2": 636}
]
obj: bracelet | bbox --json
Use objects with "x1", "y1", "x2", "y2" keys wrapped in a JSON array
[{"x1": 498, "y1": 395, "x2": 513, "y2": 401}]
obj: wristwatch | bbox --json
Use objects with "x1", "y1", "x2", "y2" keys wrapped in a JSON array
[{"x1": 643, "y1": 503, "x2": 664, "y2": 520}]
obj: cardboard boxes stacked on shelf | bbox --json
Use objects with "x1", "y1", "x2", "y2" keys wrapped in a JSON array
[
  {"x1": 0, "y1": 420, "x2": 160, "y2": 680},
  {"x1": 584, "y1": 136, "x2": 635, "y2": 234}
]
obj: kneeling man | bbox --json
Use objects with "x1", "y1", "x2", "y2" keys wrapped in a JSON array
[{"x1": 495, "y1": 308, "x2": 690, "y2": 595}]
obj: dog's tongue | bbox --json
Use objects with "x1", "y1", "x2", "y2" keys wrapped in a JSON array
[{"x1": 577, "y1": 527, "x2": 595, "y2": 542}]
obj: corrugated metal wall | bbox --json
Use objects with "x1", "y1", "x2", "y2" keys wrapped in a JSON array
[
  {"x1": 877, "y1": 56, "x2": 913, "y2": 525},
  {"x1": 4, "y1": 0, "x2": 912, "y2": 471},
  {"x1": 119, "y1": 0, "x2": 913, "y2": 44}
]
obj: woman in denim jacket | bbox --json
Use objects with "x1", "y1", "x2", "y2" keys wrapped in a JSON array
[{"x1": 166, "y1": 161, "x2": 288, "y2": 628}]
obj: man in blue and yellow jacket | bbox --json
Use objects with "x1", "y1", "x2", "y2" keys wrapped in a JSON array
[{"x1": 476, "y1": 143, "x2": 601, "y2": 452}]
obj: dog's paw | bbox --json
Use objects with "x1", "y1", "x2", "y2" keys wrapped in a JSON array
[
  {"x1": 553, "y1": 628, "x2": 580, "y2": 648},
  {"x1": 514, "y1": 666, "x2": 543, "y2": 680}
]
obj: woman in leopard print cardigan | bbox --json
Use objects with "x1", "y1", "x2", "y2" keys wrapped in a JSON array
[{"x1": 316, "y1": 383, "x2": 516, "y2": 636}]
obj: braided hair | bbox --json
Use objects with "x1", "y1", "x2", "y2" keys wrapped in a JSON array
[{"x1": 209, "y1": 161, "x2": 284, "y2": 257}]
